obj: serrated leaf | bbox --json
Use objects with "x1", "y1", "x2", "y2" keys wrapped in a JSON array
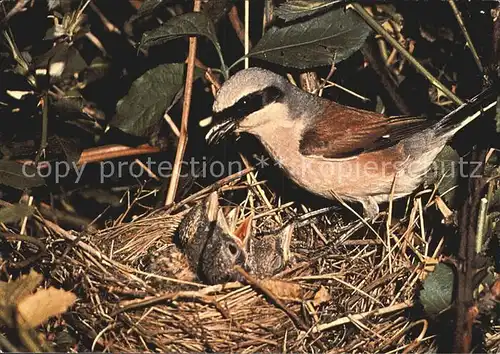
[
  {"x1": 0, "y1": 270, "x2": 43, "y2": 308},
  {"x1": 17, "y1": 287, "x2": 76, "y2": 328},
  {"x1": 247, "y1": 7, "x2": 371, "y2": 69},
  {"x1": 141, "y1": 12, "x2": 217, "y2": 48},
  {"x1": 0, "y1": 204, "x2": 33, "y2": 224},
  {"x1": 140, "y1": 12, "x2": 226, "y2": 72},
  {"x1": 420, "y1": 263, "x2": 455, "y2": 316},
  {"x1": 137, "y1": 0, "x2": 168, "y2": 17},
  {"x1": 275, "y1": 0, "x2": 342, "y2": 22},
  {"x1": 111, "y1": 63, "x2": 200, "y2": 137},
  {"x1": 140, "y1": 12, "x2": 225, "y2": 70},
  {"x1": 203, "y1": 0, "x2": 233, "y2": 24},
  {"x1": 0, "y1": 161, "x2": 45, "y2": 189}
]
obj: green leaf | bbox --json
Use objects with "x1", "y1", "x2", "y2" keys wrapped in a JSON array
[
  {"x1": 140, "y1": 12, "x2": 226, "y2": 71},
  {"x1": 246, "y1": 7, "x2": 371, "y2": 69},
  {"x1": 111, "y1": 63, "x2": 200, "y2": 137},
  {"x1": 0, "y1": 204, "x2": 34, "y2": 224},
  {"x1": 423, "y1": 145, "x2": 460, "y2": 205},
  {"x1": 420, "y1": 263, "x2": 455, "y2": 316},
  {"x1": 0, "y1": 161, "x2": 45, "y2": 189},
  {"x1": 203, "y1": 0, "x2": 233, "y2": 25},
  {"x1": 275, "y1": 0, "x2": 341, "y2": 22},
  {"x1": 137, "y1": 0, "x2": 168, "y2": 17}
]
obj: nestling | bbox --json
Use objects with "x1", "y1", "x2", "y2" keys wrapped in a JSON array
[
  {"x1": 244, "y1": 222, "x2": 293, "y2": 278},
  {"x1": 206, "y1": 68, "x2": 498, "y2": 217},
  {"x1": 175, "y1": 192, "x2": 247, "y2": 284}
]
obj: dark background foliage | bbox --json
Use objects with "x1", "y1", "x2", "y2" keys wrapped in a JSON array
[{"x1": 0, "y1": 0, "x2": 496, "y2": 226}]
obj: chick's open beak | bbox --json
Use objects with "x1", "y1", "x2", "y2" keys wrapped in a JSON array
[{"x1": 205, "y1": 113, "x2": 238, "y2": 145}]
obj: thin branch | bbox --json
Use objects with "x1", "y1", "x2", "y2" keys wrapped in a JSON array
[
  {"x1": 228, "y1": 5, "x2": 248, "y2": 49},
  {"x1": 34, "y1": 92, "x2": 49, "y2": 165},
  {"x1": 313, "y1": 301, "x2": 413, "y2": 333},
  {"x1": 165, "y1": 0, "x2": 202, "y2": 206},
  {"x1": 350, "y1": 3, "x2": 463, "y2": 106},
  {"x1": 447, "y1": 0, "x2": 484, "y2": 73},
  {"x1": 0, "y1": 0, "x2": 29, "y2": 27},
  {"x1": 244, "y1": 0, "x2": 250, "y2": 68},
  {"x1": 89, "y1": 1, "x2": 121, "y2": 34},
  {"x1": 77, "y1": 144, "x2": 160, "y2": 165}
]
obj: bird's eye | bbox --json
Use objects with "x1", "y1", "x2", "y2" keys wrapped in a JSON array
[{"x1": 228, "y1": 243, "x2": 239, "y2": 256}]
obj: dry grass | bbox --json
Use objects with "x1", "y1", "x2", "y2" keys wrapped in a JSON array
[
  {"x1": 5, "y1": 172, "x2": 498, "y2": 352},
  {"x1": 22, "y1": 174, "x2": 477, "y2": 353}
]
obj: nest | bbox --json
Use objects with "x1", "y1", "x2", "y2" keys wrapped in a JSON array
[{"x1": 19, "y1": 175, "x2": 500, "y2": 352}]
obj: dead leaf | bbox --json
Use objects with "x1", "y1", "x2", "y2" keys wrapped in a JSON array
[
  {"x1": 261, "y1": 279, "x2": 302, "y2": 300},
  {"x1": 312, "y1": 286, "x2": 332, "y2": 307},
  {"x1": 17, "y1": 287, "x2": 76, "y2": 328},
  {"x1": 0, "y1": 270, "x2": 43, "y2": 307}
]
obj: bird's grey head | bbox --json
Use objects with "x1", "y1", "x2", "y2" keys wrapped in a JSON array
[{"x1": 206, "y1": 68, "x2": 290, "y2": 144}]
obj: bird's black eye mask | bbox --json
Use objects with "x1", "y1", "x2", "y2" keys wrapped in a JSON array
[{"x1": 213, "y1": 86, "x2": 284, "y2": 124}]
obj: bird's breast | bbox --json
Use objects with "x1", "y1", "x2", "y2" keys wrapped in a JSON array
[{"x1": 253, "y1": 125, "x2": 443, "y2": 203}]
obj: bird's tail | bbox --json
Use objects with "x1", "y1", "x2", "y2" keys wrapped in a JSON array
[{"x1": 433, "y1": 83, "x2": 498, "y2": 137}]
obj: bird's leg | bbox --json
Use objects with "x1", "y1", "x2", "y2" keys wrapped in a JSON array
[{"x1": 360, "y1": 197, "x2": 379, "y2": 219}]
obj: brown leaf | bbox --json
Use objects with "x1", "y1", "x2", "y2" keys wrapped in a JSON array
[
  {"x1": 312, "y1": 286, "x2": 332, "y2": 307},
  {"x1": 0, "y1": 270, "x2": 43, "y2": 307},
  {"x1": 17, "y1": 287, "x2": 76, "y2": 328},
  {"x1": 261, "y1": 279, "x2": 302, "y2": 300}
]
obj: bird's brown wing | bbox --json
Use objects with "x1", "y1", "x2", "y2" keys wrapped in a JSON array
[{"x1": 299, "y1": 102, "x2": 433, "y2": 159}]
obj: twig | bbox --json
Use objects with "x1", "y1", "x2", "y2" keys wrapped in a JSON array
[
  {"x1": 235, "y1": 265, "x2": 308, "y2": 331},
  {"x1": 475, "y1": 197, "x2": 488, "y2": 254},
  {"x1": 262, "y1": 0, "x2": 273, "y2": 32},
  {"x1": 350, "y1": 3, "x2": 463, "y2": 106},
  {"x1": 165, "y1": 0, "x2": 202, "y2": 205},
  {"x1": 0, "y1": 0, "x2": 29, "y2": 27},
  {"x1": 454, "y1": 149, "x2": 487, "y2": 352},
  {"x1": 111, "y1": 282, "x2": 242, "y2": 316},
  {"x1": 167, "y1": 166, "x2": 254, "y2": 213},
  {"x1": 0, "y1": 232, "x2": 47, "y2": 268},
  {"x1": 361, "y1": 37, "x2": 411, "y2": 115},
  {"x1": 89, "y1": 1, "x2": 121, "y2": 34},
  {"x1": 77, "y1": 144, "x2": 160, "y2": 165},
  {"x1": 313, "y1": 301, "x2": 413, "y2": 333},
  {"x1": 320, "y1": 79, "x2": 370, "y2": 102},
  {"x1": 228, "y1": 5, "x2": 248, "y2": 49},
  {"x1": 0, "y1": 333, "x2": 18, "y2": 352},
  {"x1": 34, "y1": 92, "x2": 49, "y2": 165},
  {"x1": 244, "y1": 0, "x2": 250, "y2": 68},
  {"x1": 447, "y1": 0, "x2": 483, "y2": 73},
  {"x1": 163, "y1": 113, "x2": 180, "y2": 137}
]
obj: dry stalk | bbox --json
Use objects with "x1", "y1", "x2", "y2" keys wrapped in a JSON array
[{"x1": 165, "y1": 0, "x2": 202, "y2": 206}]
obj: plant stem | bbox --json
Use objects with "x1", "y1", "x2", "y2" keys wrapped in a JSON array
[
  {"x1": 34, "y1": 92, "x2": 49, "y2": 166},
  {"x1": 447, "y1": 0, "x2": 484, "y2": 74},
  {"x1": 244, "y1": 0, "x2": 250, "y2": 69},
  {"x1": 165, "y1": 0, "x2": 202, "y2": 206},
  {"x1": 350, "y1": 3, "x2": 463, "y2": 106}
]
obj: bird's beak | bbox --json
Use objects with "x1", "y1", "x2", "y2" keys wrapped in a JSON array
[
  {"x1": 205, "y1": 112, "x2": 238, "y2": 145},
  {"x1": 234, "y1": 214, "x2": 253, "y2": 243}
]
